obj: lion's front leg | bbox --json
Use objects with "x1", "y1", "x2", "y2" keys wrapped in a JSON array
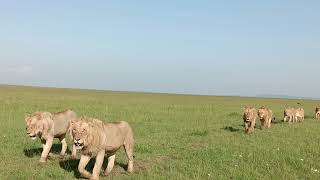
[
  {"x1": 40, "y1": 136, "x2": 53, "y2": 163},
  {"x1": 260, "y1": 119, "x2": 265, "y2": 129},
  {"x1": 78, "y1": 154, "x2": 92, "y2": 179},
  {"x1": 41, "y1": 139, "x2": 54, "y2": 157},
  {"x1": 71, "y1": 144, "x2": 77, "y2": 159},
  {"x1": 91, "y1": 150, "x2": 105, "y2": 180},
  {"x1": 263, "y1": 118, "x2": 269, "y2": 128},
  {"x1": 248, "y1": 119, "x2": 255, "y2": 133},
  {"x1": 104, "y1": 155, "x2": 115, "y2": 176},
  {"x1": 59, "y1": 136, "x2": 67, "y2": 157},
  {"x1": 41, "y1": 139, "x2": 46, "y2": 150},
  {"x1": 288, "y1": 116, "x2": 292, "y2": 123},
  {"x1": 244, "y1": 121, "x2": 249, "y2": 133}
]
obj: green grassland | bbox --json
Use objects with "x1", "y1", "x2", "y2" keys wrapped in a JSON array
[{"x1": 1, "y1": 85, "x2": 320, "y2": 179}]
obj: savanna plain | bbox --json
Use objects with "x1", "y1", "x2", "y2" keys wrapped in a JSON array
[{"x1": 1, "y1": 85, "x2": 320, "y2": 179}]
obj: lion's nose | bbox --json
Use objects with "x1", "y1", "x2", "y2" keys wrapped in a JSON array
[{"x1": 75, "y1": 138, "x2": 80, "y2": 141}]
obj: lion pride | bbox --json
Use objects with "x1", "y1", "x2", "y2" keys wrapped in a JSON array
[
  {"x1": 257, "y1": 107, "x2": 273, "y2": 129},
  {"x1": 243, "y1": 107, "x2": 257, "y2": 134},
  {"x1": 70, "y1": 117, "x2": 134, "y2": 179},
  {"x1": 25, "y1": 110, "x2": 77, "y2": 162}
]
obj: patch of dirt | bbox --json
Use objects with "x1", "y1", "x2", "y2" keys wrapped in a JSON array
[{"x1": 106, "y1": 154, "x2": 179, "y2": 177}]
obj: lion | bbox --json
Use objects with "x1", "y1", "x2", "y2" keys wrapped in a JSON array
[
  {"x1": 315, "y1": 107, "x2": 320, "y2": 119},
  {"x1": 294, "y1": 108, "x2": 305, "y2": 122},
  {"x1": 257, "y1": 107, "x2": 273, "y2": 129},
  {"x1": 243, "y1": 107, "x2": 257, "y2": 134},
  {"x1": 70, "y1": 117, "x2": 134, "y2": 180},
  {"x1": 25, "y1": 109, "x2": 77, "y2": 162},
  {"x1": 283, "y1": 107, "x2": 295, "y2": 122}
]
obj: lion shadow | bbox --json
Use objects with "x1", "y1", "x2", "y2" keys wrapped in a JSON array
[
  {"x1": 24, "y1": 144, "x2": 66, "y2": 158},
  {"x1": 222, "y1": 126, "x2": 241, "y2": 132},
  {"x1": 59, "y1": 157, "x2": 128, "y2": 179},
  {"x1": 271, "y1": 118, "x2": 281, "y2": 124},
  {"x1": 59, "y1": 158, "x2": 82, "y2": 178}
]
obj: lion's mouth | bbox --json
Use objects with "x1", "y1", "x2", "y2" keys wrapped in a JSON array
[
  {"x1": 29, "y1": 135, "x2": 37, "y2": 140},
  {"x1": 74, "y1": 142, "x2": 84, "y2": 148}
]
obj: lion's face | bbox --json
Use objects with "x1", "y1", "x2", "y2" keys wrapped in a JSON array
[
  {"x1": 71, "y1": 121, "x2": 90, "y2": 150},
  {"x1": 257, "y1": 109, "x2": 266, "y2": 119},
  {"x1": 244, "y1": 111, "x2": 250, "y2": 121},
  {"x1": 25, "y1": 116, "x2": 43, "y2": 140},
  {"x1": 244, "y1": 108, "x2": 254, "y2": 121}
]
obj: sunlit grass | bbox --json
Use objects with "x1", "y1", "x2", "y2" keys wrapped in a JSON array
[{"x1": 0, "y1": 85, "x2": 320, "y2": 179}]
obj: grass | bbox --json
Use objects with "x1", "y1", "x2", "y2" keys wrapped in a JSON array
[{"x1": 1, "y1": 84, "x2": 320, "y2": 179}]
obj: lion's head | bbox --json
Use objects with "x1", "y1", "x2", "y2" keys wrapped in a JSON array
[
  {"x1": 257, "y1": 107, "x2": 267, "y2": 119},
  {"x1": 243, "y1": 107, "x2": 255, "y2": 121},
  {"x1": 70, "y1": 120, "x2": 91, "y2": 150},
  {"x1": 70, "y1": 117, "x2": 105, "y2": 151},
  {"x1": 24, "y1": 112, "x2": 52, "y2": 140}
]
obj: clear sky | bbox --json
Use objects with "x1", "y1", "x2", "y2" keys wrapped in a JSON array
[{"x1": 0, "y1": 1, "x2": 319, "y2": 97}]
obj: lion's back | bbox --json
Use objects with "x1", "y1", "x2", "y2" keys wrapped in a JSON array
[{"x1": 53, "y1": 110, "x2": 76, "y2": 137}]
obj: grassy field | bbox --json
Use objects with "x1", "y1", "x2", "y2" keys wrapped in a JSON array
[{"x1": 1, "y1": 85, "x2": 320, "y2": 179}]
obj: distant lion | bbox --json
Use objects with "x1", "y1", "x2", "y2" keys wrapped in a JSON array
[
  {"x1": 70, "y1": 117, "x2": 134, "y2": 179},
  {"x1": 257, "y1": 107, "x2": 273, "y2": 129},
  {"x1": 243, "y1": 107, "x2": 257, "y2": 134},
  {"x1": 25, "y1": 110, "x2": 77, "y2": 162},
  {"x1": 315, "y1": 107, "x2": 320, "y2": 119},
  {"x1": 283, "y1": 108, "x2": 295, "y2": 122},
  {"x1": 294, "y1": 108, "x2": 305, "y2": 122}
]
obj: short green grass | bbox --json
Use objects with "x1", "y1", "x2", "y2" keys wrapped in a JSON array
[{"x1": 1, "y1": 85, "x2": 320, "y2": 179}]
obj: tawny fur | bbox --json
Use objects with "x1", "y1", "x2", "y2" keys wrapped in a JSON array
[
  {"x1": 294, "y1": 108, "x2": 305, "y2": 122},
  {"x1": 283, "y1": 108, "x2": 295, "y2": 122},
  {"x1": 243, "y1": 107, "x2": 257, "y2": 134},
  {"x1": 257, "y1": 107, "x2": 273, "y2": 129},
  {"x1": 25, "y1": 110, "x2": 77, "y2": 162},
  {"x1": 70, "y1": 117, "x2": 134, "y2": 180},
  {"x1": 315, "y1": 107, "x2": 320, "y2": 119}
]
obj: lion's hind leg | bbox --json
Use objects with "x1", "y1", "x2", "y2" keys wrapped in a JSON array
[{"x1": 124, "y1": 138, "x2": 134, "y2": 173}]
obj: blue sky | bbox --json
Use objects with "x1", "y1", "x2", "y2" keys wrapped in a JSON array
[{"x1": 0, "y1": 1, "x2": 319, "y2": 97}]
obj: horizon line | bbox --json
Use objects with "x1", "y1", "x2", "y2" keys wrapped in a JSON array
[{"x1": 0, "y1": 83, "x2": 319, "y2": 101}]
